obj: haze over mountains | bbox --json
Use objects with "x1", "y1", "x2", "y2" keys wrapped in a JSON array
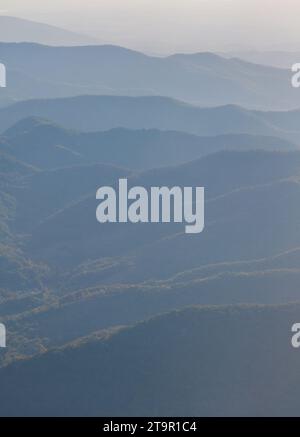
[
  {"x1": 0, "y1": 42, "x2": 299, "y2": 110},
  {"x1": 1, "y1": 14, "x2": 300, "y2": 417}
]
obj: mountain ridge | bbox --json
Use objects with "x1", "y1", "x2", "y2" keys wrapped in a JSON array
[
  {"x1": 0, "y1": 41, "x2": 297, "y2": 109},
  {"x1": 1, "y1": 303, "x2": 300, "y2": 416},
  {"x1": 1, "y1": 116, "x2": 295, "y2": 170},
  {"x1": 1, "y1": 96, "x2": 300, "y2": 142}
]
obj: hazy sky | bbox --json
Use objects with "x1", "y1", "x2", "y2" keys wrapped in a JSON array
[{"x1": 1, "y1": 0, "x2": 300, "y2": 53}]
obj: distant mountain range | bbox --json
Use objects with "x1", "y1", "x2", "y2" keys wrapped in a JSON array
[
  {"x1": 2, "y1": 15, "x2": 300, "y2": 419},
  {"x1": 1, "y1": 96, "x2": 300, "y2": 143},
  {"x1": 0, "y1": 42, "x2": 298, "y2": 109},
  {"x1": 0, "y1": 16, "x2": 98, "y2": 46}
]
